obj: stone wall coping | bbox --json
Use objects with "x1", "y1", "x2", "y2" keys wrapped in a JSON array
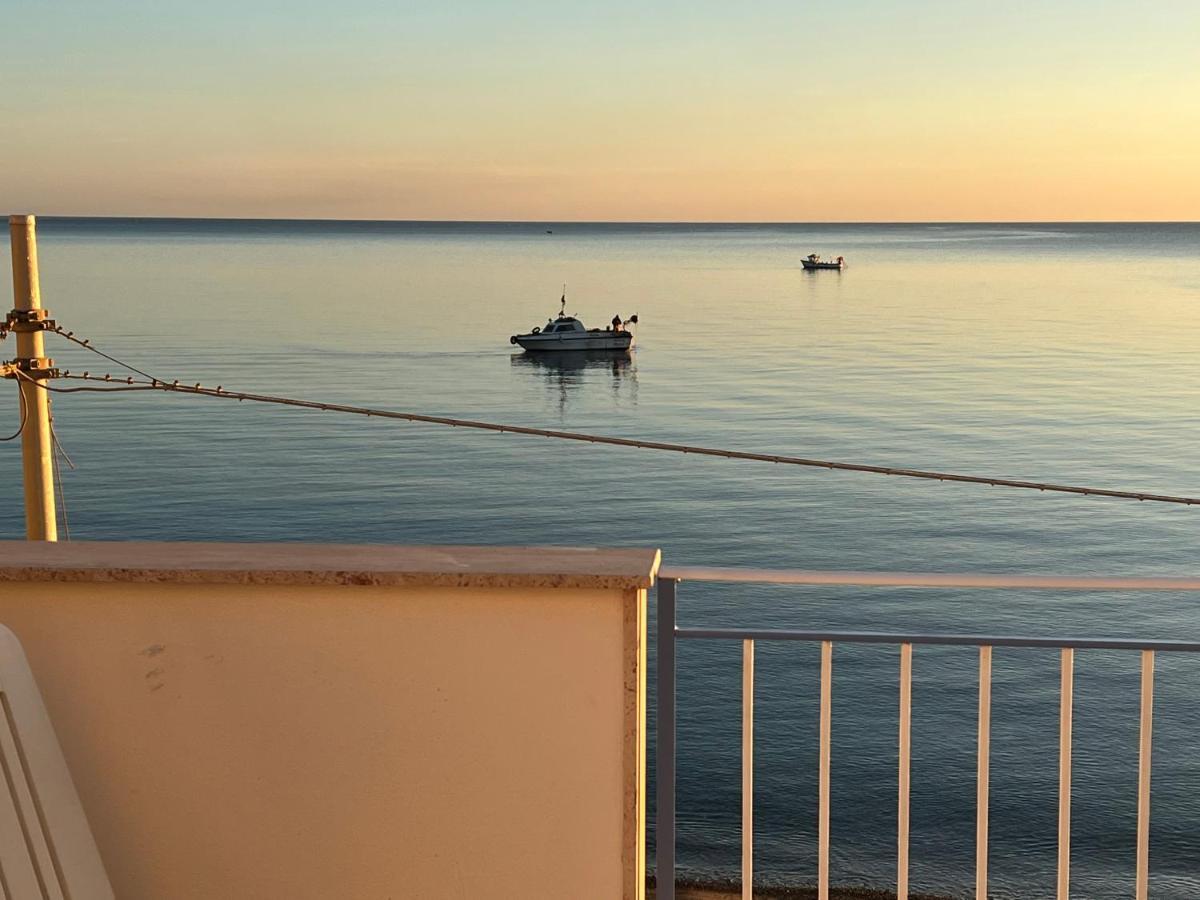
[{"x1": 0, "y1": 541, "x2": 662, "y2": 590}]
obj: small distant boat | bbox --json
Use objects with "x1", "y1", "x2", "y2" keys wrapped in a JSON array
[
  {"x1": 511, "y1": 291, "x2": 637, "y2": 352},
  {"x1": 802, "y1": 254, "x2": 845, "y2": 270}
]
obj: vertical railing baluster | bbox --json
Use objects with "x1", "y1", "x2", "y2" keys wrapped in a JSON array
[
  {"x1": 819, "y1": 640, "x2": 832, "y2": 900},
  {"x1": 1136, "y1": 649, "x2": 1154, "y2": 900},
  {"x1": 898, "y1": 643, "x2": 912, "y2": 900},
  {"x1": 1058, "y1": 647, "x2": 1073, "y2": 900},
  {"x1": 742, "y1": 638, "x2": 754, "y2": 900},
  {"x1": 976, "y1": 645, "x2": 992, "y2": 900},
  {"x1": 656, "y1": 578, "x2": 677, "y2": 900}
]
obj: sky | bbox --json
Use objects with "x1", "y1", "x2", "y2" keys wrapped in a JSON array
[{"x1": 2, "y1": 0, "x2": 1198, "y2": 221}]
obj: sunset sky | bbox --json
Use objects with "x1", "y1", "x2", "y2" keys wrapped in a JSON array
[{"x1": 3, "y1": 1, "x2": 1198, "y2": 221}]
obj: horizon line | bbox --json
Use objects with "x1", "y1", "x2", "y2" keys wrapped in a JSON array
[{"x1": 28, "y1": 215, "x2": 1200, "y2": 226}]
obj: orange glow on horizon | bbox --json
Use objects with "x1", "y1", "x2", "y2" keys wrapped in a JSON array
[{"x1": 4, "y1": 3, "x2": 1198, "y2": 221}]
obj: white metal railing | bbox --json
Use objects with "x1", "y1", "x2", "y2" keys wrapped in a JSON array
[{"x1": 654, "y1": 567, "x2": 1200, "y2": 900}]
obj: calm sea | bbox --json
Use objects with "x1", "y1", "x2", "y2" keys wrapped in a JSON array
[{"x1": 4, "y1": 219, "x2": 1199, "y2": 898}]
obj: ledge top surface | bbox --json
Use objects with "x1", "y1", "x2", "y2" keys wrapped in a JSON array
[{"x1": 0, "y1": 541, "x2": 662, "y2": 590}]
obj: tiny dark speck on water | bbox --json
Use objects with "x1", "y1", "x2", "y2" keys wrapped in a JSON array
[{"x1": 141, "y1": 644, "x2": 166, "y2": 657}]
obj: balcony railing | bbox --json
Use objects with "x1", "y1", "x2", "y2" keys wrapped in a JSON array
[{"x1": 654, "y1": 567, "x2": 1200, "y2": 900}]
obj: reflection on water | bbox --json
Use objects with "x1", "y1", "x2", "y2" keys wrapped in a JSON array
[
  {"x1": 510, "y1": 348, "x2": 634, "y2": 375},
  {"x1": 510, "y1": 350, "x2": 637, "y2": 417}
]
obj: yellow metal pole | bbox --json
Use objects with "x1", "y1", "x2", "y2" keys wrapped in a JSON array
[{"x1": 8, "y1": 215, "x2": 57, "y2": 541}]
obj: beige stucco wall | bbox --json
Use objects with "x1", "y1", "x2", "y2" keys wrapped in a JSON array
[{"x1": 0, "y1": 570, "x2": 648, "y2": 899}]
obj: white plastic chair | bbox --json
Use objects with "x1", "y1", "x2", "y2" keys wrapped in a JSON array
[{"x1": 0, "y1": 625, "x2": 113, "y2": 899}]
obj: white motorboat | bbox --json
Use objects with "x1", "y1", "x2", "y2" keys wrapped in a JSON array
[
  {"x1": 511, "y1": 294, "x2": 637, "y2": 352},
  {"x1": 801, "y1": 253, "x2": 845, "y2": 270}
]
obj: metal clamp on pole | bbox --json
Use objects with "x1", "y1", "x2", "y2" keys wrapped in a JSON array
[
  {"x1": 3, "y1": 357, "x2": 59, "y2": 379},
  {"x1": 1, "y1": 309, "x2": 57, "y2": 336}
]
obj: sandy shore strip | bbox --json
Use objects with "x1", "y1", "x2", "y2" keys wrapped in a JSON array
[{"x1": 648, "y1": 877, "x2": 960, "y2": 899}]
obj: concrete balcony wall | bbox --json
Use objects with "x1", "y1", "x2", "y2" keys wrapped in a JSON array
[{"x1": 0, "y1": 542, "x2": 659, "y2": 900}]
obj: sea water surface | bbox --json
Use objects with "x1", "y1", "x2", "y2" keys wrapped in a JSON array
[{"x1": 3, "y1": 220, "x2": 1199, "y2": 898}]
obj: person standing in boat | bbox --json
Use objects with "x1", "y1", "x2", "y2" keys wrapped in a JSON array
[{"x1": 612, "y1": 314, "x2": 623, "y2": 333}]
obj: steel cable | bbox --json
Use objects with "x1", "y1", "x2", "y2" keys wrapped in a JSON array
[{"x1": 20, "y1": 364, "x2": 1199, "y2": 506}]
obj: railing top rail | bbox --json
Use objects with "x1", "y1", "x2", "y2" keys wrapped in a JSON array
[
  {"x1": 676, "y1": 627, "x2": 1200, "y2": 652},
  {"x1": 658, "y1": 566, "x2": 1200, "y2": 591}
]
